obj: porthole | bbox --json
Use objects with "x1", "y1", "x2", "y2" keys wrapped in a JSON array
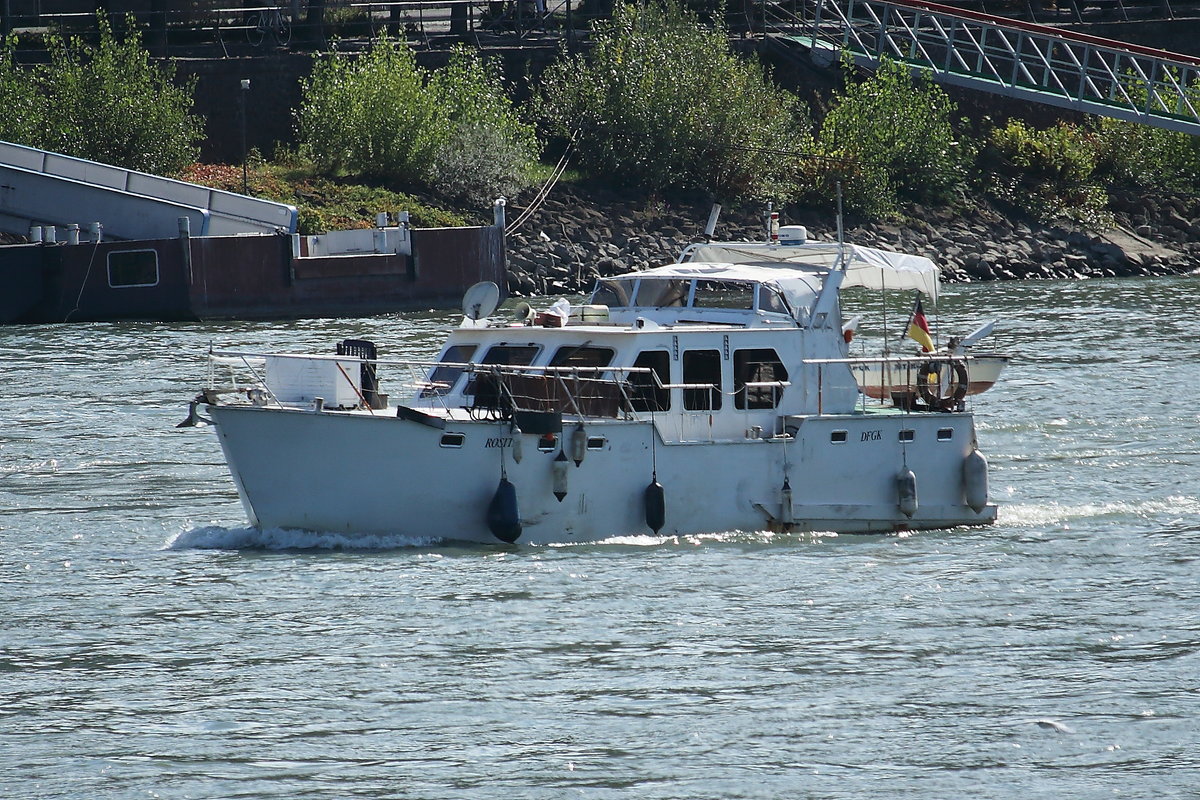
[
  {"x1": 439, "y1": 433, "x2": 465, "y2": 448},
  {"x1": 899, "y1": 429, "x2": 915, "y2": 442},
  {"x1": 937, "y1": 428, "x2": 954, "y2": 441},
  {"x1": 537, "y1": 434, "x2": 558, "y2": 452},
  {"x1": 586, "y1": 436, "x2": 607, "y2": 450},
  {"x1": 830, "y1": 430, "x2": 848, "y2": 444}
]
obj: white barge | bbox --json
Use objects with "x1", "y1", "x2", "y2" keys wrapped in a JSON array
[{"x1": 186, "y1": 237, "x2": 1001, "y2": 545}]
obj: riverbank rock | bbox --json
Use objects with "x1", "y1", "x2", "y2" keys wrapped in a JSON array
[{"x1": 502, "y1": 185, "x2": 1200, "y2": 297}]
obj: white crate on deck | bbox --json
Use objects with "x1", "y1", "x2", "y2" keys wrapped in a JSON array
[{"x1": 265, "y1": 356, "x2": 361, "y2": 408}]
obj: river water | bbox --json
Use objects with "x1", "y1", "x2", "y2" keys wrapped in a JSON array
[{"x1": 2, "y1": 276, "x2": 1198, "y2": 798}]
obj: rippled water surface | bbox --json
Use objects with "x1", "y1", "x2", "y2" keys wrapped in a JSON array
[{"x1": 3, "y1": 277, "x2": 1199, "y2": 798}]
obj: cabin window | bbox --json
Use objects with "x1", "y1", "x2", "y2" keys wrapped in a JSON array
[
  {"x1": 682, "y1": 350, "x2": 723, "y2": 411},
  {"x1": 107, "y1": 250, "x2": 158, "y2": 288},
  {"x1": 465, "y1": 344, "x2": 540, "y2": 396},
  {"x1": 830, "y1": 430, "x2": 848, "y2": 443},
  {"x1": 481, "y1": 344, "x2": 540, "y2": 366},
  {"x1": 592, "y1": 279, "x2": 633, "y2": 308},
  {"x1": 757, "y1": 285, "x2": 790, "y2": 315},
  {"x1": 587, "y1": 437, "x2": 607, "y2": 450},
  {"x1": 629, "y1": 350, "x2": 670, "y2": 412},
  {"x1": 635, "y1": 279, "x2": 690, "y2": 308},
  {"x1": 899, "y1": 429, "x2": 915, "y2": 442},
  {"x1": 692, "y1": 280, "x2": 754, "y2": 310},
  {"x1": 937, "y1": 428, "x2": 954, "y2": 441},
  {"x1": 439, "y1": 433, "x2": 465, "y2": 448},
  {"x1": 549, "y1": 345, "x2": 615, "y2": 370},
  {"x1": 422, "y1": 344, "x2": 477, "y2": 397},
  {"x1": 734, "y1": 349, "x2": 788, "y2": 410}
]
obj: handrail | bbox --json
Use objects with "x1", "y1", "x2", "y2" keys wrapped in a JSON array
[{"x1": 4, "y1": 0, "x2": 585, "y2": 55}]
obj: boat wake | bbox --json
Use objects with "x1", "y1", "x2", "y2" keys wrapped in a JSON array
[
  {"x1": 1000, "y1": 495, "x2": 1200, "y2": 529},
  {"x1": 553, "y1": 529, "x2": 845, "y2": 549},
  {"x1": 164, "y1": 525, "x2": 445, "y2": 552},
  {"x1": 164, "y1": 527, "x2": 844, "y2": 552}
]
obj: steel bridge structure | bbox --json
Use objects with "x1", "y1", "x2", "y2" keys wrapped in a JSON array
[{"x1": 768, "y1": 0, "x2": 1200, "y2": 135}]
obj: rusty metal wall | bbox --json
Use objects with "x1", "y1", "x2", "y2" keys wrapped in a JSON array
[
  {"x1": 411, "y1": 225, "x2": 508, "y2": 302},
  {"x1": 2, "y1": 224, "x2": 506, "y2": 323}
]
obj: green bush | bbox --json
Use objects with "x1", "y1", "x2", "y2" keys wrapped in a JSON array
[
  {"x1": 1091, "y1": 115, "x2": 1200, "y2": 190},
  {"x1": 818, "y1": 56, "x2": 969, "y2": 215},
  {"x1": 1087, "y1": 70, "x2": 1200, "y2": 191},
  {"x1": 979, "y1": 119, "x2": 1106, "y2": 223},
  {"x1": 297, "y1": 40, "x2": 538, "y2": 201},
  {"x1": 794, "y1": 145, "x2": 894, "y2": 219},
  {"x1": 426, "y1": 48, "x2": 542, "y2": 202},
  {"x1": 0, "y1": 17, "x2": 202, "y2": 175},
  {"x1": 298, "y1": 38, "x2": 437, "y2": 183},
  {"x1": 535, "y1": 0, "x2": 812, "y2": 200},
  {"x1": 0, "y1": 35, "x2": 40, "y2": 146}
]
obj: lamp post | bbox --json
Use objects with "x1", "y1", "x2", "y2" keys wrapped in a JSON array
[{"x1": 240, "y1": 78, "x2": 251, "y2": 194}]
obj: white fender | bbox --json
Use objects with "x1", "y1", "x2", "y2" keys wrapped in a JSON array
[
  {"x1": 963, "y1": 449, "x2": 989, "y2": 514},
  {"x1": 897, "y1": 469, "x2": 918, "y2": 518}
]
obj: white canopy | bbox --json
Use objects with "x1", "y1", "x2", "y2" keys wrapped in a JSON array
[{"x1": 683, "y1": 242, "x2": 941, "y2": 303}]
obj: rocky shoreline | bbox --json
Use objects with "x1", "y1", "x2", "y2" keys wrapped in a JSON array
[{"x1": 502, "y1": 186, "x2": 1200, "y2": 296}]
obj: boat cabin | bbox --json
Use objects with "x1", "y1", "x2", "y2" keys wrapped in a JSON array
[{"x1": 412, "y1": 243, "x2": 946, "y2": 440}]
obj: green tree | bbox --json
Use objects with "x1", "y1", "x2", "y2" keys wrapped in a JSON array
[
  {"x1": 536, "y1": 0, "x2": 812, "y2": 200},
  {"x1": 298, "y1": 38, "x2": 437, "y2": 183},
  {"x1": 0, "y1": 34, "x2": 40, "y2": 146},
  {"x1": 298, "y1": 40, "x2": 538, "y2": 200},
  {"x1": 818, "y1": 56, "x2": 969, "y2": 215},
  {"x1": 39, "y1": 15, "x2": 203, "y2": 174}
]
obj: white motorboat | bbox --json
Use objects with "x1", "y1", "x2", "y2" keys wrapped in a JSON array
[{"x1": 185, "y1": 234, "x2": 1001, "y2": 545}]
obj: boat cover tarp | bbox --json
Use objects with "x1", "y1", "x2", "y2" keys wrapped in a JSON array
[{"x1": 683, "y1": 243, "x2": 940, "y2": 302}]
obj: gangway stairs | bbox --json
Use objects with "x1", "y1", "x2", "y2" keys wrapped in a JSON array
[
  {"x1": 0, "y1": 140, "x2": 298, "y2": 241},
  {"x1": 769, "y1": 0, "x2": 1200, "y2": 135}
]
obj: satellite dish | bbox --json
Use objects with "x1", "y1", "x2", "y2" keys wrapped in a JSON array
[
  {"x1": 512, "y1": 302, "x2": 535, "y2": 323},
  {"x1": 462, "y1": 281, "x2": 500, "y2": 321}
]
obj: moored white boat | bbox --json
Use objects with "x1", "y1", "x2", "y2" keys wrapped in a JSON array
[
  {"x1": 185, "y1": 233, "x2": 1003, "y2": 545},
  {"x1": 854, "y1": 353, "x2": 1010, "y2": 403}
]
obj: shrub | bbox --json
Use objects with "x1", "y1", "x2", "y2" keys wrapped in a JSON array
[
  {"x1": 0, "y1": 18, "x2": 202, "y2": 175},
  {"x1": 818, "y1": 56, "x2": 969, "y2": 215},
  {"x1": 535, "y1": 0, "x2": 812, "y2": 200},
  {"x1": 794, "y1": 145, "x2": 894, "y2": 219},
  {"x1": 979, "y1": 119, "x2": 1106, "y2": 223},
  {"x1": 298, "y1": 40, "x2": 538, "y2": 200},
  {"x1": 40, "y1": 15, "x2": 203, "y2": 174},
  {"x1": 425, "y1": 47, "x2": 541, "y2": 202},
  {"x1": 1088, "y1": 70, "x2": 1200, "y2": 191}
]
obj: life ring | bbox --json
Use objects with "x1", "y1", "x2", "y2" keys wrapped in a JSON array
[{"x1": 916, "y1": 360, "x2": 969, "y2": 411}]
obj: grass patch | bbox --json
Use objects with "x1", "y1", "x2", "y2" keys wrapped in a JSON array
[{"x1": 179, "y1": 156, "x2": 474, "y2": 234}]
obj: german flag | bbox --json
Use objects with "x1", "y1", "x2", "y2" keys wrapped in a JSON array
[{"x1": 907, "y1": 295, "x2": 935, "y2": 352}]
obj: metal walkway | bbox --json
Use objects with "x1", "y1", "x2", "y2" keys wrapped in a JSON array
[
  {"x1": 0, "y1": 141, "x2": 298, "y2": 241},
  {"x1": 768, "y1": 0, "x2": 1200, "y2": 135}
]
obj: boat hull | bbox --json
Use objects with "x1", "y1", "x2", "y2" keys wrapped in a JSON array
[{"x1": 208, "y1": 404, "x2": 996, "y2": 545}]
